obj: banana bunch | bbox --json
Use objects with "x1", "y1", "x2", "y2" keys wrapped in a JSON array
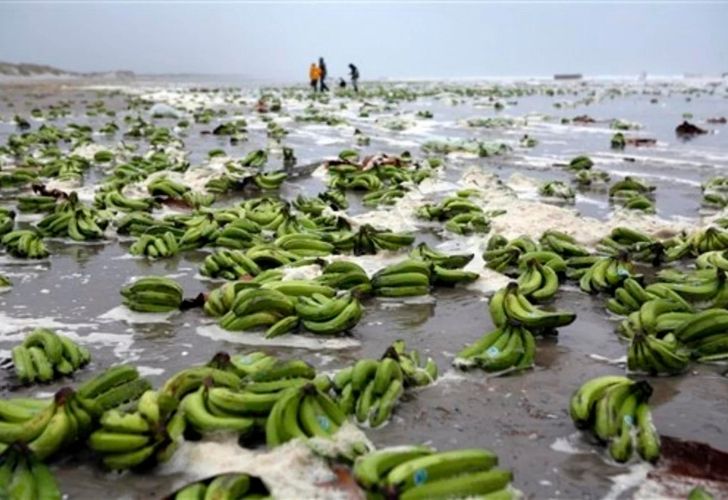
[
  {"x1": 696, "y1": 249, "x2": 728, "y2": 271},
  {"x1": 296, "y1": 293, "x2": 364, "y2": 336},
  {"x1": 253, "y1": 171, "x2": 287, "y2": 190},
  {"x1": 245, "y1": 244, "x2": 300, "y2": 269},
  {"x1": 147, "y1": 176, "x2": 190, "y2": 199},
  {"x1": 317, "y1": 260, "x2": 372, "y2": 293},
  {"x1": 240, "y1": 149, "x2": 268, "y2": 168},
  {"x1": 667, "y1": 226, "x2": 728, "y2": 260},
  {"x1": 171, "y1": 473, "x2": 270, "y2": 499},
  {"x1": 516, "y1": 250, "x2": 567, "y2": 273},
  {"x1": 0, "y1": 274, "x2": 10, "y2": 288},
  {"x1": 490, "y1": 283, "x2": 576, "y2": 333},
  {"x1": 17, "y1": 195, "x2": 58, "y2": 213},
  {"x1": 215, "y1": 218, "x2": 263, "y2": 250},
  {"x1": 129, "y1": 231, "x2": 180, "y2": 259},
  {"x1": 409, "y1": 242, "x2": 474, "y2": 269},
  {"x1": 203, "y1": 272, "x2": 283, "y2": 317},
  {"x1": 242, "y1": 198, "x2": 289, "y2": 230},
  {"x1": 0, "y1": 210, "x2": 14, "y2": 236},
  {"x1": 96, "y1": 190, "x2": 154, "y2": 212},
  {"x1": 443, "y1": 211, "x2": 491, "y2": 235},
  {"x1": 200, "y1": 249, "x2": 261, "y2": 280},
  {"x1": 372, "y1": 259, "x2": 432, "y2": 297},
  {"x1": 539, "y1": 180, "x2": 575, "y2": 200},
  {"x1": 574, "y1": 169, "x2": 611, "y2": 187},
  {"x1": 318, "y1": 188, "x2": 348, "y2": 210},
  {"x1": 0, "y1": 445, "x2": 61, "y2": 499},
  {"x1": 540, "y1": 230, "x2": 590, "y2": 257},
  {"x1": 182, "y1": 191, "x2": 216, "y2": 210},
  {"x1": 483, "y1": 235, "x2": 539, "y2": 272},
  {"x1": 430, "y1": 264, "x2": 479, "y2": 287},
  {"x1": 331, "y1": 358, "x2": 404, "y2": 428},
  {"x1": 335, "y1": 224, "x2": 415, "y2": 255},
  {"x1": 37, "y1": 205, "x2": 106, "y2": 241},
  {"x1": 179, "y1": 385, "x2": 257, "y2": 437},
  {"x1": 416, "y1": 193, "x2": 482, "y2": 222},
  {"x1": 674, "y1": 309, "x2": 728, "y2": 362},
  {"x1": 179, "y1": 214, "x2": 220, "y2": 250},
  {"x1": 598, "y1": 227, "x2": 663, "y2": 265},
  {"x1": 330, "y1": 171, "x2": 383, "y2": 192},
  {"x1": 362, "y1": 186, "x2": 407, "y2": 207},
  {"x1": 579, "y1": 254, "x2": 636, "y2": 294},
  {"x1": 88, "y1": 390, "x2": 185, "y2": 470},
  {"x1": 608, "y1": 176, "x2": 656, "y2": 199},
  {"x1": 353, "y1": 446, "x2": 515, "y2": 499},
  {"x1": 275, "y1": 213, "x2": 320, "y2": 237},
  {"x1": 1, "y1": 230, "x2": 49, "y2": 259},
  {"x1": 266, "y1": 383, "x2": 347, "y2": 446},
  {"x1": 11, "y1": 328, "x2": 90, "y2": 384},
  {"x1": 385, "y1": 340, "x2": 438, "y2": 387},
  {"x1": 569, "y1": 376, "x2": 660, "y2": 463},
  {"x1": 273, "y1": 232, "x2": 334, "y2": 257},
  {"x1": 655, "y1": 268, "x2": 728, "y2": 305},
  {"x1": 115, "y1": 211, "x2": 164, "y2": 236},
  {"x1": 620, "y1": 193, "x2": 655, "y2": 213},
  {"x1": 455, "y1": 324, "x2": 535, "y2": 373},
  {"x1": 120, "y1": 276, "x2": 184, "y2": 312},
  {"x1": 565, "y1": 255, "x2": 600, "y2": 280},
  {"x1": 618, "y1": 298, "x2": 692, "y2": 338},
  {"x1": 606, "y1": 278, "x2": 657, "y2": 316},
  {"x1": 76, "y1": 365, "x2": 152, "y2": 419},
  {"x1": 627, "y1": 333, "x2": 688, "y2": 375},
  {"x1": 517, "y1": 259, "x2": 560, "y2": 301}
]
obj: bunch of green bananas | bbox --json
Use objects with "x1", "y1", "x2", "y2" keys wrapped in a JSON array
[
  {"x1": 76, "y1": 365, "x2": 152, "y2": 420},
  {"x1": 147, "y1": 176, "x2": 190, "y2": 199},
  {"x1": 316, "y1": 260, "x2": 372, "y2": 293},
  {"x1": 490, "y1": 283, "x2": 576, "y2": 333},
  {"x1": 120, "y1": 276, "x2": 184, "y2": 312},
  {"x1": 215, "y1": 218, "x2": 263, "y2": 250},
  {"x1": 11, "y1": 328, "x2": 90, "y2": 384},
  {"x1": 88, "y1": 390, "x2": 185, "y2": 470},
  {"x1": 569, "y1": 376, "x2": 659, "y2": 463},
  {"x1": 203, "y1": 272, "x2": 283, "y2": 317},
  {"x1": 266, "y1": 383, "x2": 346, "y2": 446},
  {"x1": 332, "y1": 358, "x2": 404, "y2": 428},
  {"x1": 275, "y1": 213, "x2": 320, "y2": 237},
  {"x1": 334, "y1": 224, "x2": 415, "y2": 255},
  {"x1": 516, "y1": 259, "x2": 561, "y2": 301},
  {"x1": 608, "y1": 176, "x2": 656, "y2": 199},
  {"x1": 17, "y1": 195, "x2": 58, "y2": 213},
  {"x1": 620, "y1": 194, "x2": 655, "y2": 213},
  {"x1": 242, "y1": 198, "x2": 289, "y2": 230},
  {"x1": 240, "y1": 149, "x2": 268, "y2": 168},
  {"x1": 627, "y1": 333, "x2": 688, "y2": 375},
  {"x1": 353, "y1": 446, "x2": 514, "y2": 499},
  {"x1": 330, "y1": 171, "x2": 383, "y2": 192},
  {"x1": 539, "y1": 180, "x2": 575, "y2": 200},
  {"x1": 253, "y1": 171, "x2": 287, "y2": 190},
  {"x1": 273, "y1": 232, "x2": 334, "y2": 257},
  {"x1": 1, "y1": 230, "x2": 49, "y2": 259},
  {"x1": 182, "y1": 191, "x2": 216, "y2": 209},
  {"x1": 564, "y1": 255, "x2": 600, "y2": 280},
  {"x1": 606, "y1": 278, "x2": 659, "y2": 316},
  {"x1": 179, "y1": 214, "x2": 221, "y2": 250},
  {"x1": 655, "y1": 268, "x2": 728, "y2": 306},
  {"x1": 384, "y1": 340, "x2": 439, "y2": 387},
  {"x1": 416, "y1": 192, "x2": 482, "y2": 222},
  {"x1": 597, "y1": 227, "x2": 664, "y2": 265},
  {"x1": 318, "y1": 188, "x2": 348, "y2": 210},
  {"x1": 244, "y1": 244, "x2": 301, "y2": 270},
  {"x1": 200, "y1": 249, "x2": 261, "y2": 280},
  {"x1": 618, "y1": 298, "x2": 692, "y2": 338},
  {"x1": 0, "y1": 210, "x2": 14, "y2": 236},
  {"x1": 455, "y1": 324, "x2": 535, "y2": 373},
  {"x1": 129, "y1": 231, "x2": 179, "y2": 259},
  {"x1": 115, "y1": 211, "x2": 163, "y2": 236},
  {"x1": 0, "y1": 445, "x2": 61, "y2": 499},
  {"x1": 171, "y1": 472, "x2": 270, "y2": 499},
  {"x1": 295, "y1": 292, "x2": 364, "y2": 336},
  {"x1": 372, "y1": 259, "x2": 431, "y2": 297},
  {"x1": 483, "y1": 235, "x2": 538, "y2": 272},
  {"x1": 696, "y1": 249, "x2": 728, "y2": 271},
  {"x1": 539, "y1": 230, "x2": 590, "y2": 257},
  {"x1": 574, "y1": 169, "x2": 611, "y2": 187},
  {"x1": 0, "y1": 274, "x2": 11, "y2": 288},
  {"x1": 362, "y1": 186, "x2": 407, "y2": 207},
  {"x1": 96, "y1": 190, "x2": 155, "y2": 212},
  {"x1": 674, "y1": 309, "x2": 728, "y2": 363},
  {"x1": 579, "y1": 254, "x2": 636, "y2": 294},
  {"x1": 667, "y1": 226, "x2": 728, "y2": 260},
  {"x1": 409, "y1": 242, "x2": 474, "y2": 269},
  {"x1": 205, "y1": 174, "x2": 235, "y2": 194}
]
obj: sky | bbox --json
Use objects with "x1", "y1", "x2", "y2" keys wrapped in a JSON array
[{"x1": 0, "y1": 1, "x2": 726, "y2": 82}]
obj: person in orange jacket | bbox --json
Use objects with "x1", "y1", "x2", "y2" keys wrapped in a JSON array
[{"x1": 309, "y1": 63, "x2": 320, "y2": 92}]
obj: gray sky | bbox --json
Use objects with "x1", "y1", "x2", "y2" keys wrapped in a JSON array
[{"x1": 1, "y1": 2, "x2": 726, "y2": 81}]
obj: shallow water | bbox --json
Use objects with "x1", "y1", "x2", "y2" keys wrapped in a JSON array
[{"x1": 1, "y1": 77, "x2": 727, "y2": 499}]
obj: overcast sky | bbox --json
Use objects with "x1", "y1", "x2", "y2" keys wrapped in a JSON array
[{"x1": 1, "y1": 2, "x2": 726, "y2": 81}]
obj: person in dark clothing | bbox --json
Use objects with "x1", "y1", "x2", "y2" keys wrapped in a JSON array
[
  {"x1": 349, "y1": 63, "x2": 360, "y2": 92},
  {"x1": 318, "y1": 57, "x2": 329, "y2": 92}
]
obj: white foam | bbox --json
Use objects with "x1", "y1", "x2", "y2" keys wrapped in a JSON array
[{"x1": 98, "y1": 306, "x2": 178, "y2": 324}]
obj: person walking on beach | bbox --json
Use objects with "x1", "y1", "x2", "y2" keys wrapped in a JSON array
[
  {"x1": 349, "y1": 63, "x2": 359, "y2": 92},
  {"x1": 309, "y1": 62, "x2": 320, "y2": 93},
  {"x1": 318, "y1": 57, "x2": 329, "y2": 92}
]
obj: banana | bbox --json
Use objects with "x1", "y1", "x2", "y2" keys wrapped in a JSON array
[
  {"x1": 28, "y1": 452, "x2": 62, "y2": 500},
  {"x1": 207, "y1": 388, "x2": 280, "y2": 416},
  {"x1": 302, "y1": 298, "x2": 362, "y2": 335},
  {"x1": 102, "y1": 444, "x2": 157, "y2": 470},
  {"x1": 11, "y1": 346, "x2": 36, "y2": 384},
  {"x1": 399, "y1": 468, "x2": 513, "y2": 500},
  {"x1": 352, "y1": 359, "x2": 380, "y2": 391},
  {"x1": 203, "y1": 473, "x2": 252, "y2": 499},
  {"x1": 635, "y1": 402, "x2": 660, "y2": 462},
  {"x1": 373, "y1": 358, "x2": 403, "y2": 395},
  {"x1": 608, "y1": 394, "x2": 638, "y2": 463},
  {"x1": 88, "y1": 430, "x2": 151, "y2": 453},
  {"x1": 182, "y1": 387, "x2": 254, "y2": 435},
  {"x1": 22, "y1": 328, "x2": 63, "y2": 364},
  {"x1": 100, "y1": 409, "x2": 151, "y2": 434},
  {"x1": 387, "y1": 448, "x2": 499, "y2": 491},
  {"x1": 569, "y1": 375, "x2": 632, "y2": 427},
  {"x1": 593, "y1": 382, "x2": 636, "y2": 442},
  {"x1": 27, "y1": 347, "x2": 54, "y2": 383},
  {"x1": 28, "y1": 403, "x2": 73, "y2": 460},
  {"x1": 355, "y1": 380, "x2": 377, "y2": 423},
  {"x1": 77, "y1": 364, "x2": 140, "y2": 399},
  {"x1": 353, "y1": 446, "x2": 435, "y2": 489},
  {"x1": 370, "y1": 379, "x2": 403, "y2": 427}
]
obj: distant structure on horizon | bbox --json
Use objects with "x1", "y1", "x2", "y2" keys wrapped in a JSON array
[{"x1": 553, "y1": 73, "x2": 582, "y2": 80}]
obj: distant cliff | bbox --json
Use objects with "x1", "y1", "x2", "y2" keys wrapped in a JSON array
[{"x1": 0, "y1": 61, "x2": 135, "y2": 81}]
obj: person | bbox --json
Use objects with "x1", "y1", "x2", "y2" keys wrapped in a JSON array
[
  {"x1": 309, "y1": 63, "x2": 320, "y2": 92},
  {"x1": 338, "y1": 78, "x2": 347, "y2": 89},
  {"x1": 349, "y1": 63, "x2": 359, "y2": 92},
  {"x1": 318, "y1": 57, "x2": 329, "y2": 92}
]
